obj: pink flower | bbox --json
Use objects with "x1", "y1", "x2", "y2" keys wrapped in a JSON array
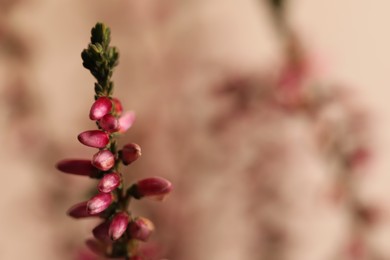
[
  {"x1": 131, "y1": 177, "x2": 173, "y2": 201},
  {"x1": 92, "y1": 150, "x2": 115, "y2": 171},
  {"x1": 56, "y1": 159, "x2": 98, "y2": 177},
  {"x1": 78, "y1": 130, "x2": 109, "y2": 148},
  {"x1": 87, "y1": 193, "x2": 113, "y2": 215},
  {"x1": 112, "y1": 98, "x2": 123, "y2": 115},
  {"x1": 92, "y1": 221, "x2": 111, "y2": 243},
  {"x1": 120, "y1": 143, "x2": 141, "y2": 166},
  {"x1": 118, "y1": 111, "x2": 135, "y2": 133},
  {"x1": 98, "y1": 173, "x2": 121, "y2": 193},
  {"x1": 109, "y1": 212, "x2": 129, "y2": 240},
  {"x1": 128, "y1": 217, "x2": 154, "y2": 242},
  {"x1": 89, "y1": 97, "x2": 112, "y2": 120},
  {"x1": 67, "y1": 201, "x2": 97, "y2": 219},
  {"x1": 99, "y1": 114, "x2": 119, "y2": 132},
  {"x1": 130, "y1": 256, "x2": 143, "y2": 260}
]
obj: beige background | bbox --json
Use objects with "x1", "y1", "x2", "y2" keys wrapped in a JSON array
[{"x1": 1, "y1": 0, "x2": 390, "y2": 259}]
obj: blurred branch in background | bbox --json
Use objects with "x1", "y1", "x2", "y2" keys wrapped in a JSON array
[
  {"x1": 209, "y1": 0, "x2": 378, "y2": 260},
  {"x1": 266, "y1": 0, "x2": 379, "y2": 259},
  {"x1": 0, "y1": 0, "x2": 388, "y2": 260},
  {"x1": 268, "y1": 0, "x2": 286, "y2": 28}
]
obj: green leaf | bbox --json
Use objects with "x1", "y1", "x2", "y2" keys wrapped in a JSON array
[
  {"x1": 91, "y1": 23, "x2": 105, "y2": 44},
  {"x1": 82, "y1": 22, "x2": 120, "y2": 97}
]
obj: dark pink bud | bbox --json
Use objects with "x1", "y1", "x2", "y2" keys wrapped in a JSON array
[
  {"x1": 98, "y1": 173, "x2": 121, "y2": 193},
  {"x1": 87, "y1": 193, "x2": 113, "y2": 215},
  {"x1": 132, "y1": 177, "x2": 172, "y2": 201},
  {"x1": 99, "y1": 114, "x2": 119, "y2": 133},
  {"x1": 118, "y1": 111, "x2": 135, "y2": 133},
  {"x1": 67, "y1": 201, "x2": 98, "y2": 218},
  {"x1": 85, "y1": 239, "x2": 106, "y2": 256},
  {"x1": 130, "y1": 257, "x2": 143, "y2": 260},
  {"x1": 128, "y1": 217, "x2": 154, "y2": 242},
  {"x1": 92, "y1": 221, "x2": 111, "y2": 243},
  {"x1": 109, "y1": 212, "x2": 129, "y2": 240},
  {"x1": 92, "y1": 150, "x2": 115, "y2": 171},
  {"x1": 89, "y1": 97, "x2": 112, "y2": 120},
  {"x1": 112, "y1": 98, "x2": 123, "y2": 115},
  {"x1": 78, "y1": 130, "x2": 109, "y2": 148},
  {"x1": 120, "y1": 143, "x2": 141, "y2": 166},
  {"x1": 56, "y1": 159, "x2": 98, "y2": 177}
]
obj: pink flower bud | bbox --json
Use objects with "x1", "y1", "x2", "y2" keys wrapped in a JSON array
[
  {"x1": 99, "y1": 114, "x2": 119, "y2": 133},
  {"x1": 128, "y1": 217, "x2": 154, "y2": 242},
  {"x1": 67, "y1": 201, "x2": 98, "y2": 218},
  {"x1": 118, "y1": 111, "x2": 135, "y2": 133},
  {"x1": 98, "y1": 173, "x2": 121, "y2": 193},
  {"x1": 112, "y1": 98, "x2": 123, "y2": 115},
  {"x1": 89, "y1": 97, "x2": 112, "y2": 120},
  {"x1": 130, "y1": 257, "x2": 143, "y2": 260},
  {"x1": 120, "y1": 143, "x2": 141, "y2": 166},
  {"x1": 92, "y1": 221, "x2": 111, "y2": 243},
  {"x1": 78, "y1": 130, "x2": 109, "y2": 148},
  {"x1": 87, "y1": 193, "x2": 113, "y2": 215},
  {"x1": 56, "y1": 159, "x2": 98, "y2": 177},
  {"x1": 132, "y1": 177, "x2": 172, "y2": 201},
  {"x1": 92, "y1": 150, "x2": 115, "y2": 171},
  {"x1": 85, "y1": 239, "x2": 106, "y2": 257},
  {"x1": 109, "y1": 212, "x2": 129, "y2": 241}
]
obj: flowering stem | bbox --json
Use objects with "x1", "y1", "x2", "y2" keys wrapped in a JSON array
[
  {"x1": 57, "y1": 22, "x2": 172, "y2": 259},
  {"x1": 83, "y1": 23, "x2": 131, "y2": 258}
]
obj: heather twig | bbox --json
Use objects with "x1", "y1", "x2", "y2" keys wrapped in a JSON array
[{"x1": 57, "y1": 23, "x2": 172, "y2": 260}]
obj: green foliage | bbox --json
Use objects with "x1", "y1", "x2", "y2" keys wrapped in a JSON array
[{"x1": 81, "y1": 22, "x2": 119, "y2": 98}]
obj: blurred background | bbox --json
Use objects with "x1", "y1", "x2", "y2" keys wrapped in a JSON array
[{"x1": 1, "y1": 0, "x2": 390, "y2": 259}]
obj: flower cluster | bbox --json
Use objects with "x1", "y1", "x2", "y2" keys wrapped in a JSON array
[{"x1": 56, "y1": 23, "x2": 172, "y2": 259}]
